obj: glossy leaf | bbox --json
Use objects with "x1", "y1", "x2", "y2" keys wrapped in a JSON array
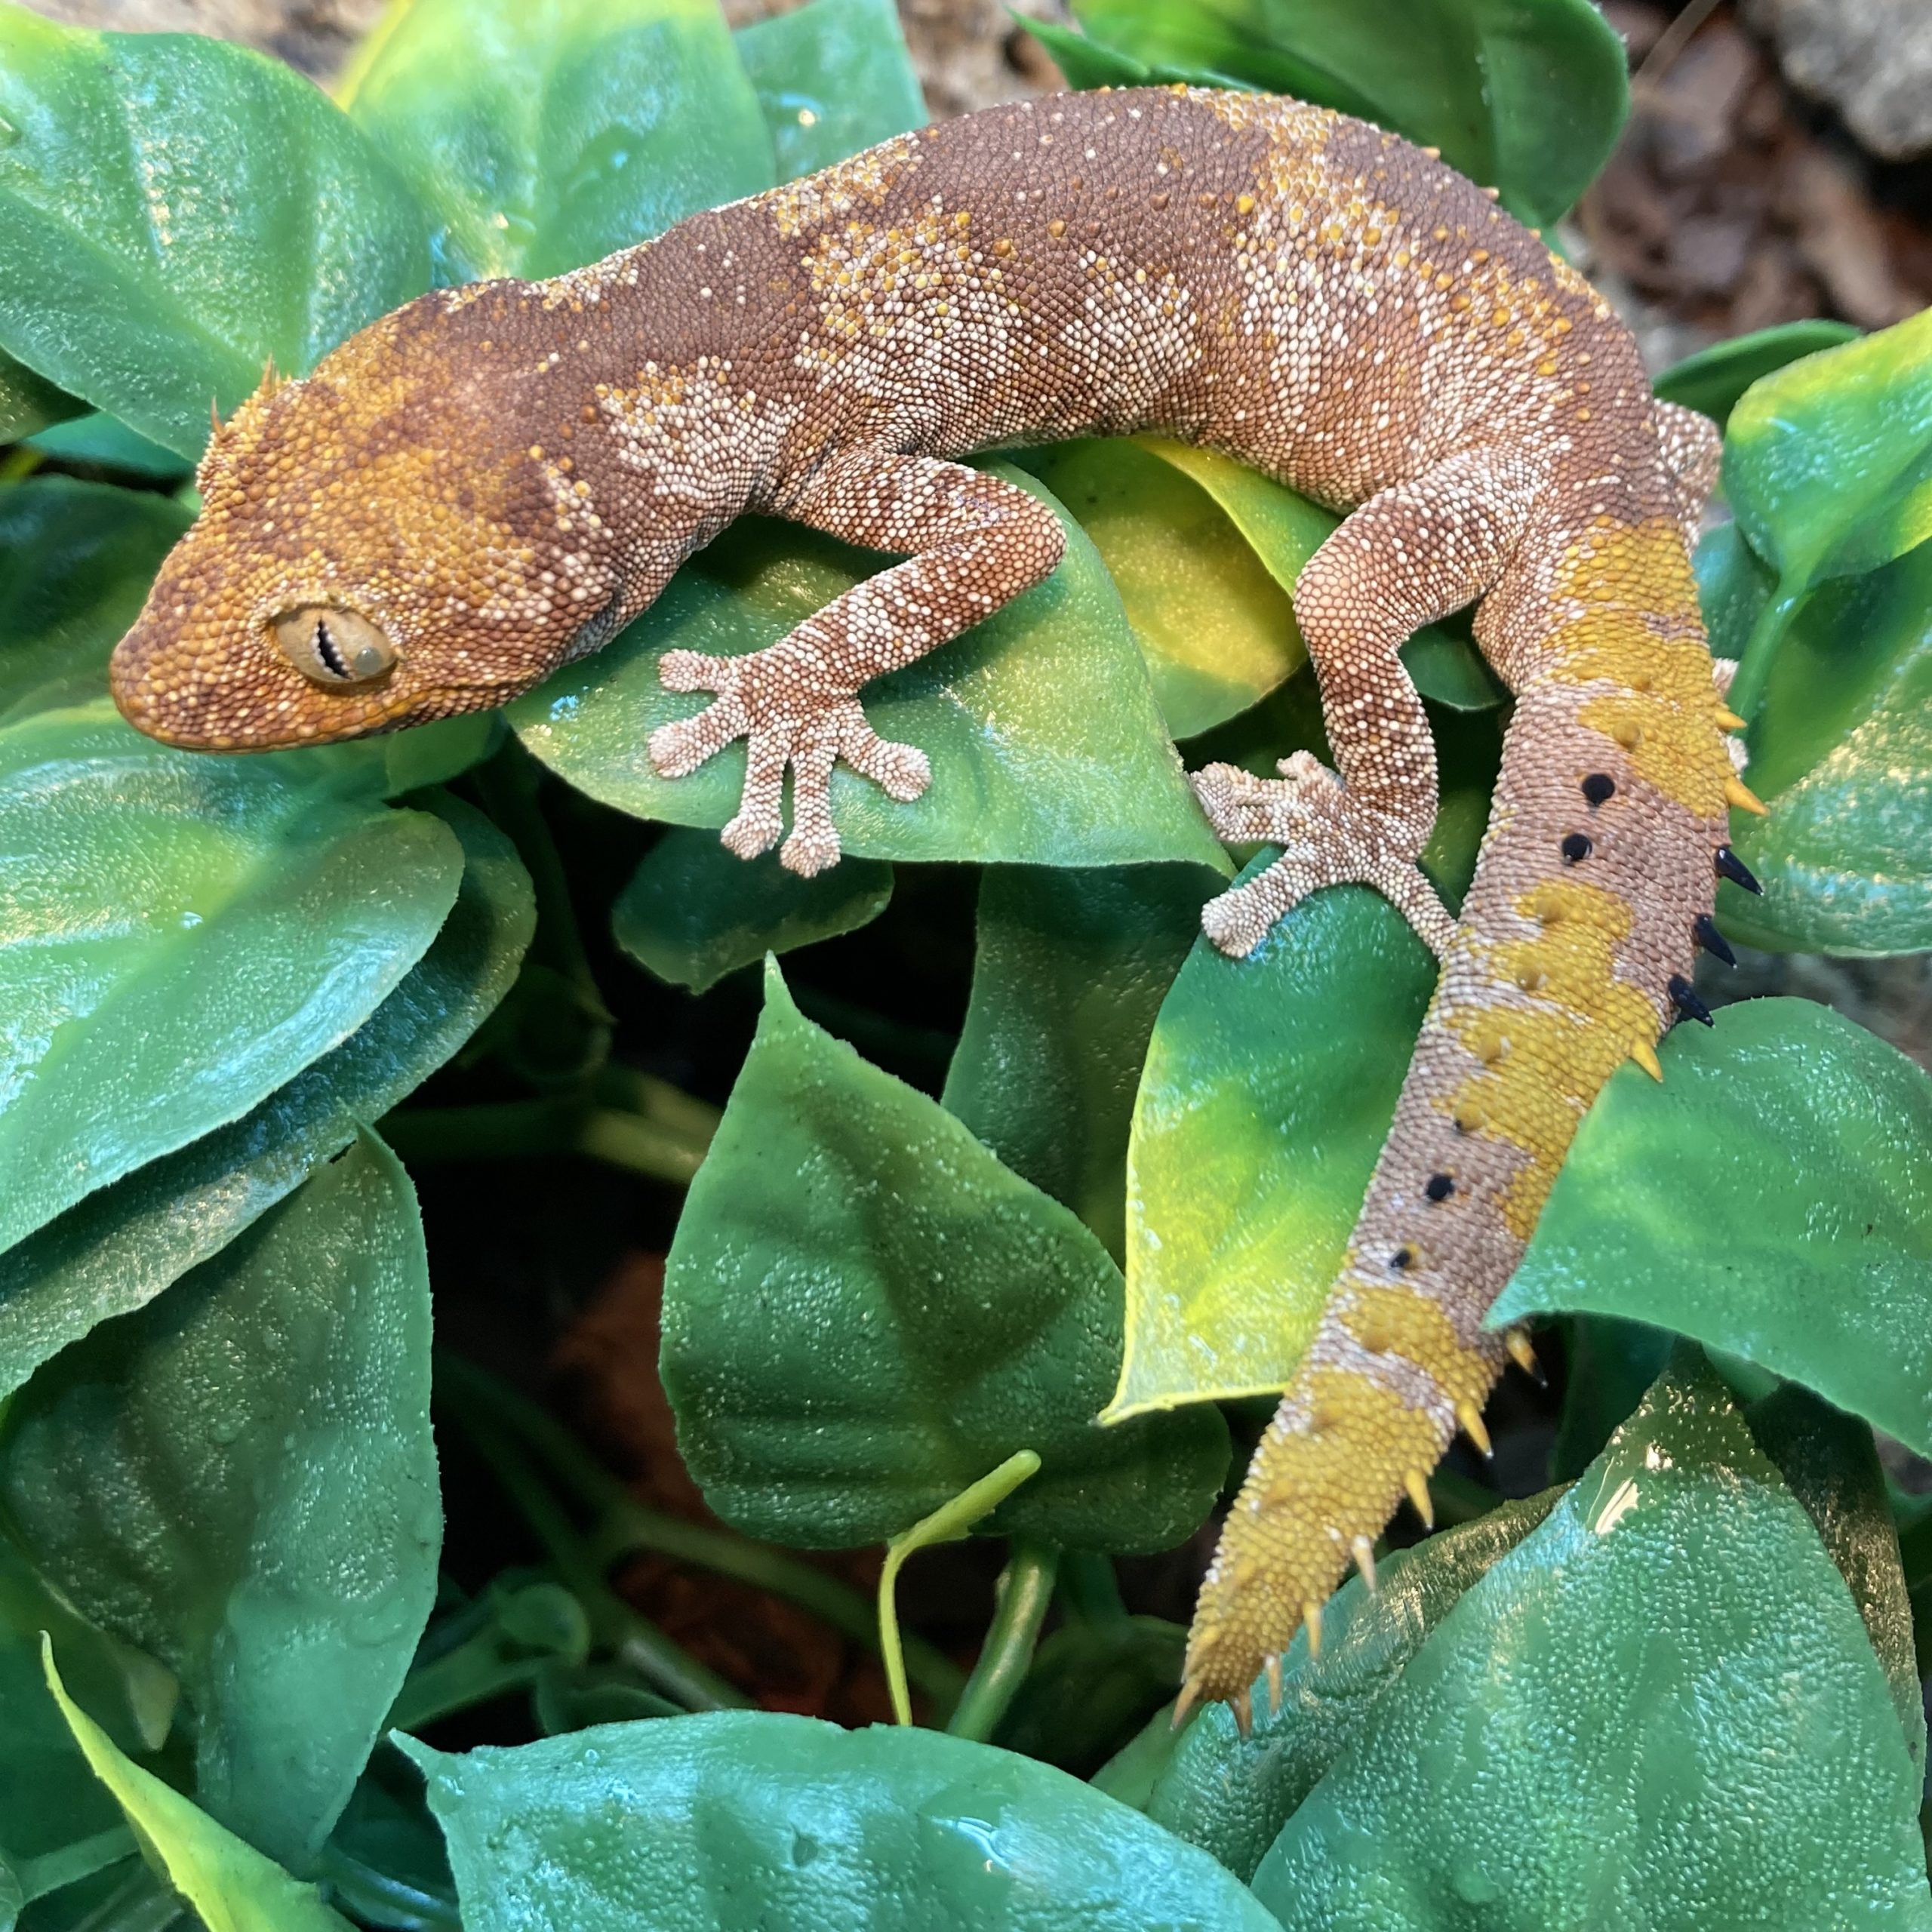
[
  {"x1": 1142, "y1": 1489, "x2": 1560, "y2": 1881},
  {"x1": 42, "y1": 1649, "x2": 352, "y2": 1932},
  {"x1": 662, "y1": 960, "x2": 1229, "y2": 1552},
  {"x1": 401, "y1": 1712, "x2": 1281, "y2": 1932},
  {"x1": 1023, "y1": 15, "x2": 1243, "y2": 91},
  {"x1": 1653, "y1": 318, "x2": 1860, "y2": 431},
  {"x1": 1718, "y1": 537, "x2": 1932, "y2": 954},
  {"x1": 611, "y1": 824, "x2": 891, "y2": 995},
  {"x1": 1496, "y1": 998, "x2": 1932, "y2": 1462},
  {"x1": 2, "y1": 1136, "x2": 439, "y2": 1875},
  {"x1": 0, "y1": 479, "x2": 190, "y2": 726},
  {"x1": 0, "y1": 794, "x2": 531, "y2": 1400},
  {"x1": 1745, "y1": 1383, "x2": 1924, "y2": 1769},
  {"x1": 733, "y1": 0, "x2": 928, "y2": 181},
  {"x1": 1249, "y1": 1361, "x2": 1932, "y2": 1928},
  {"x1": 943, "y1": 863, "x2": 1211, "y2": 1260},
  {"x1": 23, "y1": 414, "x2": 192, "y2": 482},
  {"x1": 512, "y1": 470, "x2": 1229, "y2": 872},
  {"x1": 340, "y1": 0, "x2": 772, "y2": 281},
  {"x1": 0, "y1": 702, "x2": 463, "y2": 1256},
  {"x1": 0, "y1": 10, "x2": 430, "y2": 459},
  {"x1": 1113, "y1": 870, "x2": 1435, "y2": 1418},
  {"x1": 1065, "y1": 0, "x2": 1628, "y2": 228},
  {"x1": 0, "y1": 349, "x2": 78, "y2": 441}
]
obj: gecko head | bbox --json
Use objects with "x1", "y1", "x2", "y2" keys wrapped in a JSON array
[{"x1": 111, "y1": 289, "x2": 635, "y2": 750}]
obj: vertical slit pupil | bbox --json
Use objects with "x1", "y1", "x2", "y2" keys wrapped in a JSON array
[{"x1": 313, "y1": 618, "x2": 350, "y2": 679}]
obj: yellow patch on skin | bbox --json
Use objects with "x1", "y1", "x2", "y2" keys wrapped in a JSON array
[
  {"x1": 1442, "y1": 878, "x2": 1657, "y2": 1238},
  {"x1": 1338, "y1": 1286, "x2": 1491, "y2": 1411},
  {"x1": 768, "y1": 132, "x2": 921, "y2": 239},
  {"x1": 1184, "y1": 1362, "x2": 1455, "y2": 1700}
]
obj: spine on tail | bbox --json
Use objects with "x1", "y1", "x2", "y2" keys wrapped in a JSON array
[{"x1": 1183, "y1": 511, "x2": 1747, "y2": 1718}]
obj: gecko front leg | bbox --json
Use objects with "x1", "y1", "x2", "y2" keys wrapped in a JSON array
[
  {"x1": 1191, "y1": 446, "x2": 1543, "y2": 961},
  {"x1": 647, "y1": 451, "x2": 1066, "y2": 876}
]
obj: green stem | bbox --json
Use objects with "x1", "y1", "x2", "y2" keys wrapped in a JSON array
[
  {"x1": 442, "y1": 1356, "x2": 966, "y2": 1716},
  {"x1": 442, "y1": 1377, "x2": 748, "y2": 1714},
  {"x1": 878, "y1": 1452, "x2": 1041, "y2": 1727},
  {"x1": 1057, "y1": 1550, "x2": 1130, "y2": 1628},
  {"x1": 1724, "y1": 584, "x2": 1802, "y2": 721},
  {"x1": 381, "y1": 1084, "x2": 714, "y2": 1185},
  {"x1": 945, "y1": 1541, "x2": 1059, "y2": 1743}
]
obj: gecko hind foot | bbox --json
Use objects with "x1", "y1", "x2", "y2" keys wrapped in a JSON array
[
  {"x1": 648, "y1": 645, "x2": 931, "y2": 877},
  {"x1": 1192, "y1": 752, "x2": 1455, "y2": 959}
]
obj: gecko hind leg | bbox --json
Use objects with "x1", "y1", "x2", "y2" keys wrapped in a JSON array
[{"x1": 1192, "y1": 445, "x2": 1543, "y2": 962}]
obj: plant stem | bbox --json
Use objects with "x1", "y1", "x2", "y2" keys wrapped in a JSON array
[
  {"x1": 946, "y1": 1541, "x2": 1059, "y2": 1744},
  {"x1": 442, "y1": 1374, "x2": 748, "y2": 1714},
  {"x1": 878, "y1": 1451, "x2": 1041, "y2": 1727},
  {"x1": 1724, "y1": 586, "x2": 1801, "y2": 721},
  {"x1": 1057, "y1": 1550, "x2": 1130, "y2": 1627},
  {"x1": 443, "y1": 1355, "x2": 966, "y2": 1716}
]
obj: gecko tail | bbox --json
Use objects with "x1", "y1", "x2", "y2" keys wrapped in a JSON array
[{"x1": 1183, "y1": 511, "x2": 1738, "y2": 1715}]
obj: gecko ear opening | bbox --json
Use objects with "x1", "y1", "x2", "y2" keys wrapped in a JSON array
[{"x1": 271, "y1": 605, "x2": 398, "y2": 686}]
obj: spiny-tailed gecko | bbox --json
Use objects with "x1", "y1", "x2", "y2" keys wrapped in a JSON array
[{"x1": 112, "y1": 86, "x2": 1763, "y2": 1721}]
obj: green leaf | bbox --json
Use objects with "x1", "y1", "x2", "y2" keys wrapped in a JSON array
[
  {"x1": 1, "y1": 1536, "x2": 169, "y2": 1894},
  {"x1": 1015, "y1": 438, "x2": 1312, "y2": 739},
  {"x1": 1744, "y1": 1383, "x2": 1924, "y2": 1770},
  {"x1": 1017, "y1": 438, "x2": 1494, "y2": 738},
  {"x1": 0, "y1": 10, "x2": 431, "y2": 459},
  {"x1": 733, "y1": 0, "x2": 928, "y2": 180},
  {"x1": 611, "y1": 824, "x2": 891, "y2": 995},
  {"x1": 340, "y1": 0, "x2": 773, "y2": 281},
  {"x1": 1718, "y1": 537, "x2": 1932, "y2": 955},
  {"x1": 1496, "y1": 998, "x2": 1932, "y2": 1464},
  {"x1": 1113, "y1": 868, "x2": 1435, "y2": 1418},
  {"x1": 400, "y1": 1712, "x2": 1282, "y2": 1932},
  {"x1": 1141, "y1": 1488, "x2": 1560, "y2": 1881},
  {"x1": 661, "y1": 959, "x2": 1229, "y2": 1552},
  {"x1": 0, "y1": 349, "x2": 79, "y2": 442},
  {"x1": 991, "y1": 1614, "x2": 1186, "y2": 1777},
  {"x1": 0, "y1": 478, "x2": 190, "y2": 726},
  {"x1": 1653, "y1": 318, "x2": 1861, "y2": 431},
  {"x1": 512, "y1": 468, "x2": 1229, "y2": 872},
  {"x1": 2, "y1": 1135, "x2": 439, "y2": 1875},
  {"x1": 1064, "y1": 0, "x2": 1628, "y2": 228},
  {"x1": 41, "y1": 1647, "x2": 353, "y2": 1932},
  {"x1": 1021, "y1": 15, "x2": 1246, "y2": 91},
  {"x1": 0, "y1": 793, "x2": 531, "y2": 1401},
  {"x1": 943, "y1": 863, "x2": 1211, "y2": 1260},
  {"x1": 0, "y1": 703, "x2": 464, "y2": 1257},
  {"x1": 23, "y1": 414, "x2": 192, "y2": 483},
  {"x1": 1249, "y1": 1361, "x2": 1932, "y2": 1928}
]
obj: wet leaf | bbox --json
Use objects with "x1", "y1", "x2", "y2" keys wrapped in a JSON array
[
  {"x1": 1653, "y1": 318, "x2": 1861, "y2": 431},
  {"x1": 1140, "y1": 1489, "x2": 1559, "y2": 1881},
  {"x1": 1062, "y1": 0, "x2": 1627, "y2": 228},
  {"x1": 661, "y1": 960, "x2": 1229, "y2": 1552},
  {"x1": 340, "y1": 0, "x2": 772, "y2": 281},
  {"x1": 2, "y1": 1135, "x2": 438, "y2": 1875},
  {"x1": 0, "y1": 10, "x2": 430, "y2": 458},
  {"x1": 611, "y1": 824, "x2": 891, "y2": 995},
  {"x1": 0, "y1": 702, "x2": 463, "y2": 1256},
  {"x1": 42, "y1": 1648, "x2": 352, "y2": 1932},
  {"x1": 733, "y1": 0, "x2": 927, "y2": 181},
  {"x1": 1250, "y1": 1361, "x2": 1932, "y2": 1928},
  {"x1": 1718, "y1": 537, "x2": 1932, "y2": 955},
  {"x1": 512, "y1": 468, "x2": 1229, "y2": 873},
  {"x1": 1496, "y1": 998, "x2": 1932, "y2": 1464},
  {"x1": 0, "y1": 795, "x2": 530, "y2": 1400},
  {"x1": 943, "y1": 863, "x2": 1211, "y2": 1260},
  {"x1": 400, "y1": 1712, "x2": 1281, "y2": 1932}
]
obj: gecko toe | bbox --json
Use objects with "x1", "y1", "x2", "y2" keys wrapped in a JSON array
[
  {"x1": 658, "y1": 649, "x2": 725, "y2": 694},
  {"x1": 721, "y1": 803, "x2": 785, "y2": 860},
  {"x1": 841, "y1": 715, "x2": 931, "y2": 803}
]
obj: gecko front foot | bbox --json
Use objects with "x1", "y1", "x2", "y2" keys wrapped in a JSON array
[
  {"x1": 1192, "y1": 751, "x2": 1455, "y2": 959},
  {"x1": 647, "y1": 645, "x2": 931, "y2": 877}
]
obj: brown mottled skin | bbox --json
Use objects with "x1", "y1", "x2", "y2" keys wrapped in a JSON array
[{"x1": 111, "y1": 88, "x2": 1761, "y2": 1716}]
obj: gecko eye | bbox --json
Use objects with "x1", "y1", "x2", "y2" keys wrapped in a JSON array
[{"x1": 271, "y1": 605, "x2": 397, "y2": 686}]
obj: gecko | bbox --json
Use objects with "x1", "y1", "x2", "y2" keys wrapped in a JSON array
[{"x1": 110, "y1": 85, "x2": 1764, "y2": 1723}]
